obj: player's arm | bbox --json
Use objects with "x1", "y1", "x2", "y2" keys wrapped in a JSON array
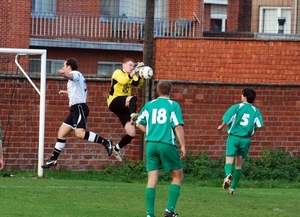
[
  {"x1": 59, "y1": 90, "x2": 68, "y2": 96},
  {"x1": 174, "y1": 125, "x2": 186, "y2": 159},
  {"x1": 136, "y1": 124, "x2": 146, "y2": 133},
  {"x1": 218, "y1": 121, "x2": 226, "y2": 130},
  {"x1": 131, "y1": 76, "x2": 143, "y2": 87},
  {"x1": 58, "y1": 69, "x2": 74, "y2": 80}
]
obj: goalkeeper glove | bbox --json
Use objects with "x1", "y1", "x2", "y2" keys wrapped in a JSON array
[{"x1": 133, "y1": 62, "x2": 145, "y2": 74}]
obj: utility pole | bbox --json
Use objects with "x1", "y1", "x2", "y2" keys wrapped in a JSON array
[
  {"x1": 143, "y1": 0, "x2": 154, "y2": 102},
  {"x1": 140, "y1": 0, "x2": 154, "y2": 160}
]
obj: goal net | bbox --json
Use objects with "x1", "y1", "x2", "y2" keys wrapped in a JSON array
[{"x1": 0, "y1": 48, "x2": 47, "y2": 177}]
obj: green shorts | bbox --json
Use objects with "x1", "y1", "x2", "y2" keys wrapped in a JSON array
[
  {"x1": 226, "y1": 135, "x2": 251, "y2": 158},
  {"x1": 146, "y1": 141, "x2": 182, "y2": 172}
]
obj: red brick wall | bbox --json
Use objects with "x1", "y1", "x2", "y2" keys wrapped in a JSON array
[
  {"x1": 153, "y1": 38, "x2": 300, "y2": 84},
  {"x1": 1, "y1": 38, "x2": 300, "y2": 171},
  {"x1": 227, "y1": 0, "x2": 239, "y2": 31},
  {"x1": 57, "y1": 0, "x2": 100, "y2": 14},
  {"x1": 0, "y1": 0, "x2": 31, "y2": 71},
  {"x1": 0, "y1": 77, "x2": 143, "y2": 170},
  {"x1": 203, "y1": 4, "x2": 211, "y2": 32}
]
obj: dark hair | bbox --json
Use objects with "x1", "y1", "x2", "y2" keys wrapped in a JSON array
[
  {"x1": 242, "y1": 88, "x2": 256, "y2": 103},
  {"x1": 157, "y1": 81, "x2": 172, "y2": 96},
  {"x1": 65, "y1": 58, "x2": 78, "y2": 71}
]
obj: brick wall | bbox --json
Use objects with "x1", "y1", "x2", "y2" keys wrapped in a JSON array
[
  {"x1": 0, "y1": 77, "x2": 143, "y2": 170},
  {"x1": 1, "y1": 38, "x2": 300, "y2": 171},
  {"x1": 0, "y1": 0, "x2": 31, "y2": 71},
  {"x1": 153, "y1": 38, "x2": 300, "y2": 84}
]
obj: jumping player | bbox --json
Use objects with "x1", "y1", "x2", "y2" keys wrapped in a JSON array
[
  {"x1": 42, "y1": 58, "x2": 112, "y2": 169},
  {"x1": 107, "y1": 58, "x2": 144, "y2": 162},
  {"x1": 218, "y1": 87, "x2": 264, "y2": 195}
]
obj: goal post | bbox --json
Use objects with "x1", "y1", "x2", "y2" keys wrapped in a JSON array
[{"x1": 0, "y1": 48, "x2": 47, "y2": 177}]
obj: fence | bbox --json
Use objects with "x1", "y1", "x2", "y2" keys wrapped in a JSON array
[{"x1": 31, "y1": 13, "x2": 198, "y2": 43}]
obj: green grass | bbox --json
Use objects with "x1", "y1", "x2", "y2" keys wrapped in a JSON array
[{"x1": 0, "y1": 176, "x2": 299, "y2": 217}]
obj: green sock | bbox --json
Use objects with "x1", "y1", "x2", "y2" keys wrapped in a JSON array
[
  {"x1": 224, "y1": 163, "x2": 233, "y2": 176},
  {"x1": 166, "y1": 184, "x2": 181, "y2": 212},
  {"x1": 146, "y1": 188, "x2": 156, "y2": 216},
  {"x1": 230, "y1": 169, "x2": 242, "y2": 189}
]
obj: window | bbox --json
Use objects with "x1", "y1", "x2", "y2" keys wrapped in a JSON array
[
  {"x1": 204, "y1": 0, "x2": 227, "y2": 5},
  {"x1": 211, "y1": 19, "x2": 223, "y2": 32},
  {"x1": 259, "y1": 7, "x2": 291, "y2": 34},
  {"x1": 31, "y1": 0, "x2": 56, "y2": 18},
  {"x1": 29, "y1": 58, "x2": 64, "y2": 74},
  {"x1": 100, "y1": 0, "x2": 168, "y2": 20},
  {"x1": 210, "y1": 5, "x2": 227, "y2": 32},
  {"x1": 98, "y1": 61, "x2": 122, "y2": 76}
]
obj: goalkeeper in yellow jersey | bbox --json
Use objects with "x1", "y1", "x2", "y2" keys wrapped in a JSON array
[{"x1": 107, "y1": 58, "x2": 144, "y2": 162}]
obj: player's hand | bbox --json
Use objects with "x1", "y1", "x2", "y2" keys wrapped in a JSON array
[
  {"x1": 59, "y1": 90, "x2": 68, "y2": 96},
  {"x1": 133, "y1": 62, "x2": 145, "y2": 74},
  {"x1": 180, "y1": 146, "x2": 186, "y2": 159},
  {"x1": 58, "y1": 69, "x2": 65, "y2": 76},
  {"x1": 136, "y1": 62, "x2": 145, "y2": 68}
]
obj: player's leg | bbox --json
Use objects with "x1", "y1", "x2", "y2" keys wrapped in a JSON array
[
  {"x1": 160, "y1": 144, "x2": 183, "y2": 217},
  {"x1": 73, "y1": 128, "x2": 113, "y2": 156},
  {"x1": 146, "y1": 170, "x2": 159, "y2": 217},
  {"x1": 164, "y1": 169, "x2": 183, "y2": 217},
  {"x1": 74, "y1": 104, "x2": 113, "y2": 156},
  {"x1": 229, "y1": 155, "x2": 244, "y2": 195},
  {"x1": 145, "y1": 142, "x2": 160, "y2": 217},
  {"x1": 115, "y1": 123, "x2": 135, "y2": 149},
  {"x1": 125, "y1": 96, "x2": 139, "y2": 124},
  {"x1": 109, "y1": 97, "x2": 133, "y2": 161},
  {"x1": 111, "y1": 108, "x2": 135, "y2": 162},
  {"x1": 113, "y1": 123, "x2": 135, "y2": 161},
  {"x1": 42, "y1": 123, "x2": 73, "y2": 169},
  {"x1": 223, "y1": 135, "x2": 238, "y2": 189},
  {"x1": 229, "y1": 137, "x2": 250, "y2": 194}
]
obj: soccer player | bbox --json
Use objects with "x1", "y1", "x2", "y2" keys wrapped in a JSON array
[
  {"x1": 107, "y1": 58, "x2": 144, "y2": 162},
  {"x1": 42, "y1": 58, "x2": 113, "y2": 169},
  {"x1": 218, "y1": 87, "x2": 264, "y2": 195},
  {"x1": 136, "y1": 81, "x2": 186, "y2": 217}
]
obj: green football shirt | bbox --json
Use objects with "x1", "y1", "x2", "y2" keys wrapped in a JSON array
[
  {"x1": 136, "y1": 97, "x2": 184, "y2": 146},
  {"x1": 222, "y1": 102, "x2": 264, "y2": 137}
]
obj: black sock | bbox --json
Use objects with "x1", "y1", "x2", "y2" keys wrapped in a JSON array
[
  {"x1": 84, "y1": 131, "x2": 106, "y2": 145},
  {"x1": 118, "y1": 134, "x2": 134, "y2": 149},
  {"x1": 50, "y1": 138, "x2": 66, "y2": 160}
]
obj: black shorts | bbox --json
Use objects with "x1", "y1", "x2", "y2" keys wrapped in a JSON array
[
  {"x1": 109, "y1": 96, "x2": 130, "y2": 127},
  {"x1": 64, "y1": 103, "x2": 89, "y2": 129}
]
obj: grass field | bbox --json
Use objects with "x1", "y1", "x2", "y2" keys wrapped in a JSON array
[{"x1": 0, "y1": 176, "x2": 299, "y2": 217}]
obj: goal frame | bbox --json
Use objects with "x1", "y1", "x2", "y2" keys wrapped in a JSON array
[{"x1": 0, "y1": 48, "x2": 47, "y2": 177}]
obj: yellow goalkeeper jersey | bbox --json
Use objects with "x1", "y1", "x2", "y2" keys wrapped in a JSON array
[{"x1": 107, "y1": 69, "x2": 144, "y2": 107}]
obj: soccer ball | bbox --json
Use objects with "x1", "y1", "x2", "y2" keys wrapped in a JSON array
[{"x1": 139, "y1": 66, "x2": 153, "y2": 80}]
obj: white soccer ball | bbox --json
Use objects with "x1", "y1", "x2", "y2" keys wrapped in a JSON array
[{"x1": 139, "y1": 66, "x2": 153, "y2": 79}]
